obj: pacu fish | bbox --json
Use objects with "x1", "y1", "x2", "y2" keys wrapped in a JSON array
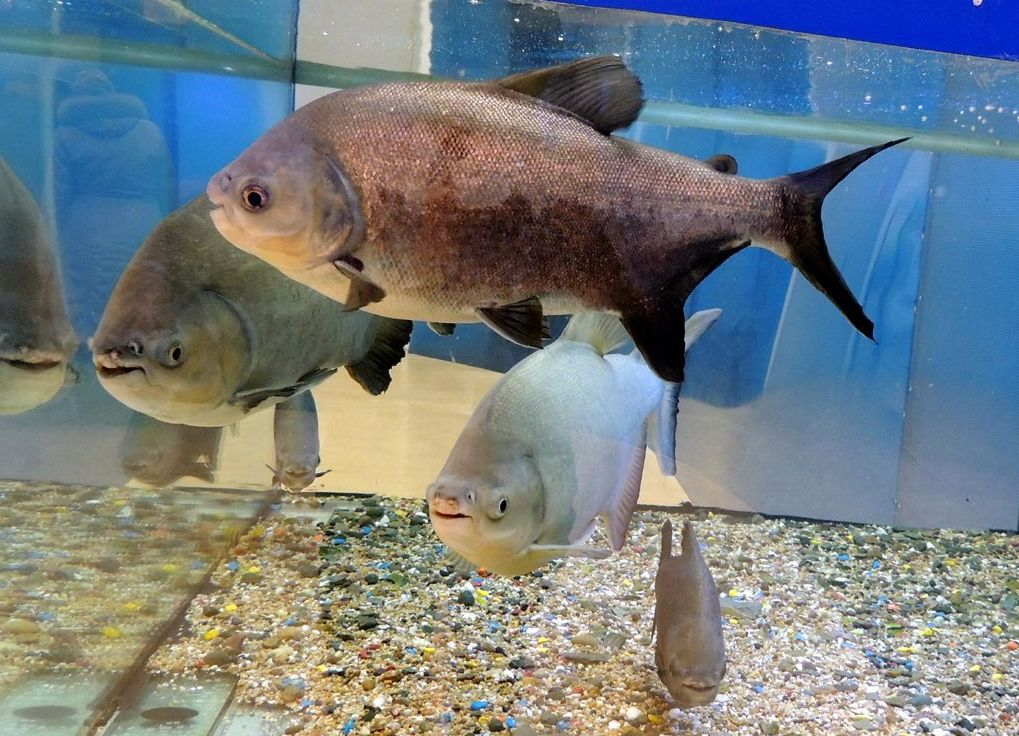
[
  {"x1": 119, "y1": 411, "x2": 221, "y2": 487},
  {"x1": 207, "y1": 55, "x2": 903, "y2": 382},
  {"x1": 92, "y1": 195, "x2": 412, "y2": 426},
  {"x1": 653, "y1": 520, "x2": 726, "y2": 708},
  {"x1": 268, "y1": 390, "x2": 330, "y2": 492},
  {"x1": 0, "y1": 156, "x2": 77, "y2": 415},
  {"x1": 427, "y1": 309, "x2": 721, "y2": 576}
]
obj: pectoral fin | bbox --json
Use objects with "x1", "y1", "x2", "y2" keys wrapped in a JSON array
[
  {"x1": 605, "y1": 429, "x2": 646, "y2": 551},
  {"x1": 527, "y1": 543, "x2": 612, "y2": 561},
  {"x1": 230, "y1": 368, "x2": 337, "y2": 411},
  {"x1": 428, "y1": 322, "x2": 457, "y2": 336},
  {"x1": 333, "y1": 257, "x2": 386, "y2": 311},
  {"x1": 445, "y1": 549, "x2": 477, "y2": 575},
  {"x1": 476, "y1": 297, "x2": 549, "y2": 349}
]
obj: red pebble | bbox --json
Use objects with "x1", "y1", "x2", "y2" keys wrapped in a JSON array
[{"x1": 1007, "y1": 640, "x2": 1018, "y2": 651}]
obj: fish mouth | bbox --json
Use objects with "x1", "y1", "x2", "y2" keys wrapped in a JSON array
[
  {"x1": 1, "y1": 358, "x2": 63, "y2": 373},
  {"x1": 96, "y1": 364, "x2": 145, "y2": 380},
  {"x1": 431, "y1": 509, "x2": 470, "y2": 520}
]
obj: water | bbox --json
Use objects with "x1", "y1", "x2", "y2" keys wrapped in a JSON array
[{"x1": 0, "y1": 1, "x2": 1016, "y2": 733}]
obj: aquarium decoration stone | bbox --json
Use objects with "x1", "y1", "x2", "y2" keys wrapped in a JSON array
[{"x1": 141, "y1": 493, "x2": 1017, "y2": 735}]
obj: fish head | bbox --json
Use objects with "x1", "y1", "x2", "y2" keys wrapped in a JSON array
[
  {"x1": 92, "y1": 291, "x2": 252, "y2": 424},
  {"x1": 207, "y1": 125, "x2": 363, "y2": 271},
  {"x1": 426, "y1": 454, "x2": 545, "y2": 573},
  {"x1": 657, "y1": 658, "x2": 726, "y2": 708},
  {"x1": 273, "y1": 463, "x2": 320, "y2": 492}
]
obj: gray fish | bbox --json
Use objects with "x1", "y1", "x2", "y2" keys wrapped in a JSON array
[
  {"x1": 654, "y1": 520, "x2": 726, "y2": 708},
  {"x1": 92, "y1": 195, "x2": 412, "y2": 426},
  {"x1": 427, "y1": 309, "x2": 720, "y2": 576},
  {"x1": 0, "y1": 156, "x2": 77, "y2": 415},
  {"x1": 119, "y1": 411, "x2": 221, "y2": 487},
  {"x1": 267, "y1": 390, "x2": 330, "y2": 492},
  {"x1": 206, "y1": 55, "x2": 903, "y2": 383}
]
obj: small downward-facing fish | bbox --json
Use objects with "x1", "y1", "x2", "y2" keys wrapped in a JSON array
[
  {"x1": 92, "y1": 196, "x2": 412, "y2": 426},
  {"x1": 0, "y1": 156, "x2": 77, "y2": 415},
  {"x1": 654, "y1": 520, "x2": 726, "y2": 708},
  {"x1": 268, "y1": 390, "x2": 330, "y2": 492},
  {"x1": 207, "y1": 55, "x2": 903, "y2": 383},
  {"x1": 427, "y1": 309, "x2": 720, "y2": 576}
]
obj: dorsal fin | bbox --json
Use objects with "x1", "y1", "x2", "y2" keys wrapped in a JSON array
[{"x1": 495, "y1": 55, "x2": 644, "y2": 134}]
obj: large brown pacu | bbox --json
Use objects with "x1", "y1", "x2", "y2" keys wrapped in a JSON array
[{"x1": 207, "y1": 56, "x2": 905, "y2": 382}]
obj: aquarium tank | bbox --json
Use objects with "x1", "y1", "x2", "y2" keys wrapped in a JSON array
[{"x1": 0, "y1": 1, "x2": 1016, "y2": 734}]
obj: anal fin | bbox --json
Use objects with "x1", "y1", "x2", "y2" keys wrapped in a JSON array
[
  {"x1": 476, "y1": 296, "x2": 548, "y2": 348},
  {"x1": 622, "y1": 309, "x2": 688, "y2": 383}
]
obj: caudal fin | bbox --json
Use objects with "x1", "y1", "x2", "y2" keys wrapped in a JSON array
[{"x1": 774, "y1": 138, "x2": 908, "y2": 340}]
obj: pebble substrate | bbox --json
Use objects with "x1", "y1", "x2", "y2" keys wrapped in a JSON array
[{"x1": 148, "y1": 494, "x2": 1018, "y2": 736}]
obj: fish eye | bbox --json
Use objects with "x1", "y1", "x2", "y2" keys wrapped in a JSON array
[
  {"x1": 499, "y1": 498, "x2": 508, "y2": 514},
  {"x1": 465, "y1": 490, "x2": 476, "y2": 505},
  {"x1": 164, "y1": 343, "x2": 184, "y2": 366},
  {"x1": 240, "y1": 184, "x2": 269, "y2": 212}
]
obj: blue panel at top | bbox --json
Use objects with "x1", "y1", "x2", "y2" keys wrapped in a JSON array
[{"x1": 559, "y1": 1, "x2": 1019, "y2": 61}]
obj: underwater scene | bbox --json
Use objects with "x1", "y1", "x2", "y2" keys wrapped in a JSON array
[{"x1": 0, "y1": 1, "x2": 1016, "y2": 734}]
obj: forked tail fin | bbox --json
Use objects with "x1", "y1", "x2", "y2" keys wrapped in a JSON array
[{"x1": 771, "y1": 137, "x2": 909, "y2": 340}]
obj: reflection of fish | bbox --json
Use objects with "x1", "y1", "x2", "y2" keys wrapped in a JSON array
[
  {"x1": 653, "y1": 520, "x2": 726, "y2": 708},
  {"x1": 207, "y1": 55, "x2": 903, "y2": 383},
  {"x1": 119, "y1": 411, "x2": 221, "y2": 487},
  {"x1": 268, "y1": 391, "x2": 329, "y2": 492},
  {"x1": 92, "y1": 196, "x2": 412, "y2": 426},
  {"x1": 427, "y1": 309, "x2": 720, "y2": 576},
  {"x1": 0, "y1": 156, "x2": 77, "y2": 415}
]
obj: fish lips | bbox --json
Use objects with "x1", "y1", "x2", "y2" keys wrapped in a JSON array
[
  {"x1": 662, "y1": 678, "x2": 721, "y2": 708},
  {"x1": 93, "y1": 351, "x2": 147, "y2": 381}
]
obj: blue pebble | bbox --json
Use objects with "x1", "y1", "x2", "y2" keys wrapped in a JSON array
[
  {"x1": 506, "y1": 717, "x2": 517, "y2": 728},
  {"x1": 752, "y1": 683, "x2": 765, "y2": 693},
  {"x1": 470, "y1": 700, "x2": 489, "y2": 711},
  {"x1": 374, "y1": 561, "x2": 392, "y2": 570},
  {"x1": 299, "y1": 697, "x2": 313, "y2": 709},
  {"x1": 405, "y1": 647, "x2": 417, "y2": 655},
  {"x1": 226, "y1": 560, "x2": 239, "y2": 571},
  {"x1": 794, "y1": 631, "x2": 806, "y2": 642},
  {"x1": 332, "y1": 536, "x2": 346, "y2": 545},
  {"x1": 837, "y1": 553, "x2": 850, "y2": 561},
  {"x1": 37, "y1": 612, "x2": 56, "y2": 622},
  {"x1": 342, "y1": 717, "x2": 357, "y2": 734},
  {"x1": 556, "y1": 719, "x2": 570, "y2": 731},
  {"x1": 360, "y1": 526, "x2": 373, "y2": 536},
  {"x1": 440, "y1": 712, "x2": 453, "y2": 723},
  {"x1": 191, "y1": 560, "x2": 205, "y2": 570}
]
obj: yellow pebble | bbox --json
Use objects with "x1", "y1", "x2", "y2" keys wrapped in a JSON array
[
  {"x1": 394, "y1": 509, "x2": 408, "y2": 517},
  {"x1": 897, "y1": 646, "x2": 916, "y2": 654},
  {"x1": 945, "y1": 558, "x2": 959, "y2": 567},
  {"x1": 160, "y1": 563, "x2": 179, "y2": 573},
  {"x1": 969, "y1": 664, "x2": 981, "y2": 673},
  {"x1": 467, "y1": 659, "x2": 479, "y2": 668},
  {"x1": 729, "y1": 618, "x2": 740, "y2": 625},
  {"x1": 317, "y1": 664, "x2": 327, "y2": 672},
  {"x1": 478, "y1": 715, "x2": 491, "y2": 726},
  {"x1": 537, "y1": 637, "x2": 550, "y2": 643},
  {"x1": 992, "y1": 673, "x2": 1004, "y2": 681},
  {"x1": 727, "y1": 589, "x2": 740, "y2": 598},
  {"x1": 422, "y1": 647, "x2": 436, "y2": 656},
  {"x1": 122, "y1": 601, "x2": 141, "y2": 613},
  {"x1": 223, "y1": 603, "x2": 238, "y2": 613},
  {"x1": 102, "y1": 626, "x2": 122, "y2": 639},
  {"x1": 992, "y1": 625, "x2": 1003, "y2": 635},
  {"x1": 920, "y1": 628, "x2": 935, "y2": 637},
  {"x1": 536, "y1": 647, "x2": 548, "y2": 654},
  {"x1": 203, "y1": 628, "x2": 220, "y2": 641},
  {"x1": 648, "y1": 714, "x2": 663, "y2": 725},
  {"x1": 245, "y1": 565, "x2": 261, "y2": 574}
]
